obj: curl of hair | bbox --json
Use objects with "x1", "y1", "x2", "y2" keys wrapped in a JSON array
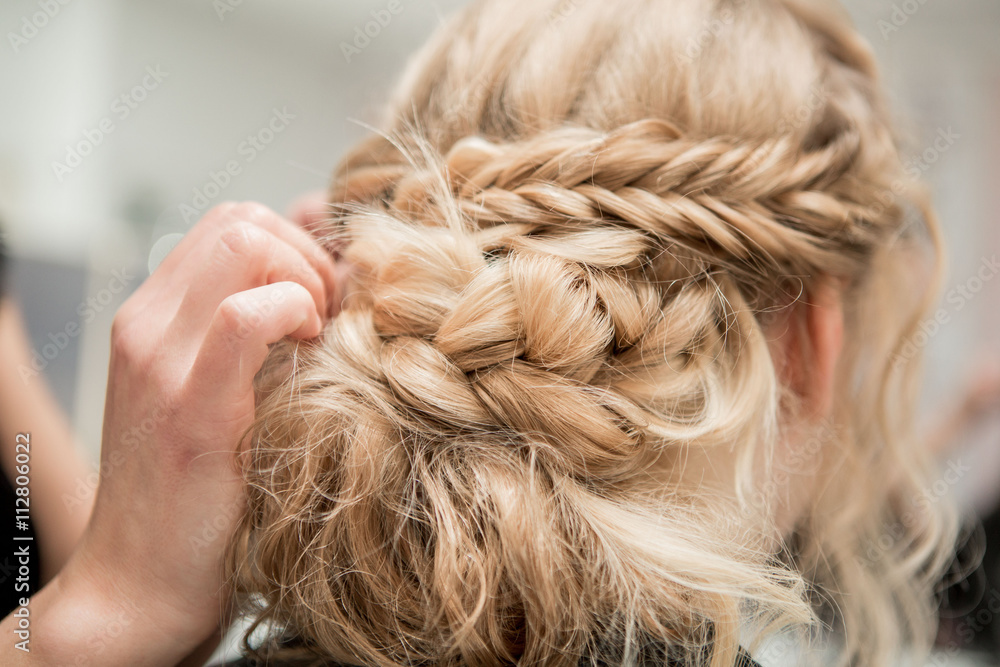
[{"x1": 227, "y1": 1, "x2": 959, "y2": 665}]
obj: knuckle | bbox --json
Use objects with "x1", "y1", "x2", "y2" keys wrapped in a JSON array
[
  {"x1": 216, "y1": 294, "x2": 259, "y2": 340},
  {"x1": 217, "y1": 221, "x2": 270, "y2": 260},
  {"x1": 231, "y1": 201, "x2": 274, "y2": 223},
  {"x1": 217, "y1": 294, "x2": 248, "y2": 329},
  {"x1": 110, "y1": 313, "x2": 142, "y2": 362},
  {"x1": 109, "y1": 313, "x2": 129, "y2": 349},
  {"x1": 112, "y1": 298, "x2": 137, "y2": 330},
  {"x1": 287, "y1": 258, "x2": 319, "y2": 287}
]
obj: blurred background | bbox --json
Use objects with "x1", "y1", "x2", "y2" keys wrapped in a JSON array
[{"x1": 0, "y1": 0, "x2": 997, "y2": 664}]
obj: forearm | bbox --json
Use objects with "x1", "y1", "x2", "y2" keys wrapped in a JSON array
[
  {"x1": 0, "y1": 298, "x2": 95, "y2": 579},
  {"x1": 0, "y1": 554, "x2": 205, "y2": 667},
  {"x1": 0, "y1": 202, "x2": 335, "y2": 667}
]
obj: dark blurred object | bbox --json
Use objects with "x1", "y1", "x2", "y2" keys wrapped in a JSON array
[
  {"x1": 935, "y1": 368, "x2": 1000, "y2": 658},
  {"x1": 0, "y1": 229, "x2": 42, "y2": 617}
]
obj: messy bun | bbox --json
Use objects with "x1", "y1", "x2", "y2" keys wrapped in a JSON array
[{"x1": 227, "y1": 1, "x2": 958, "y2": 665}]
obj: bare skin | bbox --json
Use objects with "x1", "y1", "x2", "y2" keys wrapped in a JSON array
[
  {"x1": 0, "y1": 201, "x2": 340, "y2": 666},
  {"x1": 0, "y1": 299, "x2": 94, "y2": 582}
]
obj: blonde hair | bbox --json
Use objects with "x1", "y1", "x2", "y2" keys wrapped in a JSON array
[{"x1": 227, "y1": 0, "x2": 959, "y2": 665}]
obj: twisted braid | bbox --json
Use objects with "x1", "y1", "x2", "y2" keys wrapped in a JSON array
[
  {"x1": 237, "y1": 237, "x2": 780, "y2": 663},
  {"x1": 334, "y1": 120, "x2": 889, "y2": 283},
  {"x1": 335, "y1": 213, "x2": 677, "y2": 482},
  {"x1": 321, "y1": 118, "x2": 884, "y2": 458},
  {"x1": 235, "y1": 116, "x2": 890, "y2": 664},
  {"x1": 228, "y1": 0, "x2": 955, "y2": 664}
]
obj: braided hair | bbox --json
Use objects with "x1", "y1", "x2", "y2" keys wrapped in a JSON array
[{"x1": 226, "y1": 1, "x2": 958, "y2": 665}]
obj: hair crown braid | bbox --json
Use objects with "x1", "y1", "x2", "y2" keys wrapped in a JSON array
[{"x1": 226, "y1": 1, "x2": 959, "y2": 666}]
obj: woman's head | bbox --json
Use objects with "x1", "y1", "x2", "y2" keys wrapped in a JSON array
[{"x1": 227, "y1": 0, "x2": 958, "y2": 664}]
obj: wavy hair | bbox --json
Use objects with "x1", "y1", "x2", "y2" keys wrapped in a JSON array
[{"x1": 226, "y1": 0, "x2": 959, "y2": 665}]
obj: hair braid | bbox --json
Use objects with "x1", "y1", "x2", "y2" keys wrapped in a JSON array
[
  {"x1": 228, "y1": 0, "x2": 958, "y2": 664},
  {"x1": 334, "y1": 119, "x2": 885, "y2": 285}
]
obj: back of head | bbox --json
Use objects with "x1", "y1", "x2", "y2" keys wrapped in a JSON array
[{"x1": 227, "y1": 1, "x2": 957, "y2": 665}]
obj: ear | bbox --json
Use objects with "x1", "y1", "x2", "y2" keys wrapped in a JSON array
[{"x1": 769, "y1": 278, "x2": 845, "y2": 418}]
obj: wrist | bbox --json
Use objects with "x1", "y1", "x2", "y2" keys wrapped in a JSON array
[{"x1": 29, "y1": 548, "x2": 210, "y2": 667}]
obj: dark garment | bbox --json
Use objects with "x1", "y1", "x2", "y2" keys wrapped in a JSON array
[
  {"x1": 219, "y1": 647, "x2": 763, "y2": 667},
  {"x1": 938, "y1": 511, "x2": 1000, "y2": 655},
  {"x1": 0, "y1": 471, "x2": 41, "y2": 617},
  {"x1": 0, "y1": 234, "x2": 43, "y2": 618}
]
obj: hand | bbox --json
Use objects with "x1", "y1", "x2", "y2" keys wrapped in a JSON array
[{"x1": 7, "y1": 201, "x2": 339, "y2": 666}]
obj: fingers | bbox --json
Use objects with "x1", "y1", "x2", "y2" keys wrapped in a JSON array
[
  {"x1": 137, "y1": 202, "x2": 339, "y2": 317},
  {"x1": 171, "y1": 222, "x2": 331, "y2": 335},
  {"x1": 186, "y1": 282, "x2": 321, "y2": 398},
  {"x1": 228, "y1": 202, "x2": 339, "y2": 295},
  {"x1": 112, "y1": 201, "x2": 341, "y2": 387}
]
